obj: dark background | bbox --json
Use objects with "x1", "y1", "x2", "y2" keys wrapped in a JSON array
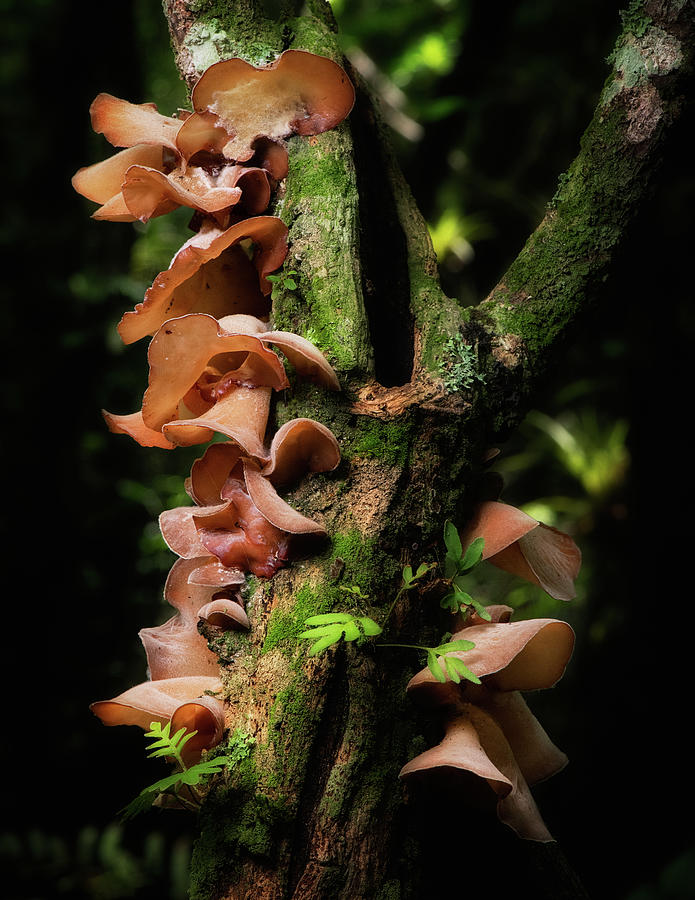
[{"x1": 2, "y1": 0, "x2": 693, "y2": 897}]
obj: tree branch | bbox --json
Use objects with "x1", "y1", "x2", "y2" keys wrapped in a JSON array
[{"x1": 469, "y1": 0, "x2": 695, "y2": 436}]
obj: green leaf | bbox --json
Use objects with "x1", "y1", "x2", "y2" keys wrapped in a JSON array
[
  {"x1": 304, "y1": 613, "x2": 355, "y2": 625},
  {"x1": 284, "y1": 277, "x2": 297, "y2": 290},
  {"x1": 119, "y1": 756, "x2": 233, "y2": 822},
  {"x1": 119, "y1": 790, "x2": 158, "y2": 821},
  {"x1": 439, "y1": 591, "x2": 459, "y2": 612},
  {"x1": 306, "y1": 632, "x2": 343, "y2": 655},
  {"x1": 443, "y1": 520, "x2": 463, "y2": 560},
  {"x1": 468, "y1": 596, "x2": 492, "y2": 621},
  {"x1": 444, "y1": 656, "x2": 481, "y2": 685},
  {"x1": 434, "y1": 639, "x2": 475, "y2": 654},
  {"x1": 427, "y1": 649, "x2": 446, "y2": 683},
  {"x1": 144, "y1": 720, "x2": 198, "y2": 762},
  {"x1": 415, "y1": 563, "x2": 432, "y2": 578},
  {"x1": 444, "y1": 656, "x2": 463, "y2": 684},
  {"x1": 460, "y1": 536, "x2": 485, "y2": 572},
  {"x1": 455, "y1": 587, "x2": 475, "y2": 608},
  {"x1": 301, "y1": 612, "x2": 380, "y2": 655},
  {"x1": 342, "y1": 621, "x2": 361, "y2": 642},
  {"x1": 339, "y1": 584, "x2": 369, "y2": 599},
  {"x1": 402, "y1": 564, "x2": 413, "y2": 585},
  {"x1": 358, "y1": 616, "x2": 383, "y2": 636}
]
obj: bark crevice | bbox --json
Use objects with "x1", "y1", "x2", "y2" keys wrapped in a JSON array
[{"x1": 350, "y1": 71, "x2": 415, "y2": 388}]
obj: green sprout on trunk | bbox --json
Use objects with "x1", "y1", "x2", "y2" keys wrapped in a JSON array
[{"x1": 120, "y1": 723, "x2": 252, "y2": 820}]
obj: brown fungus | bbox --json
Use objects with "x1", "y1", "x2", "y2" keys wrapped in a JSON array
[
  {"x1": 90, "y1": 675, "x2": 225, "y2": 764},
  {"x1": 160, "y1": 436, "x2": 338, "y2": 578},
  {"x1": 459, "y1": 501, "x2": 582, "y2": 601},
  {"x1": 72, "y1": 94, "x2": 280, "y2": 225},
  {"x1": 177, "y1": 49, "x2": 355, "y2": 164},
  {"x1": 105, "y1": 314, "x2": 339, "y2": 451},
  {"x1": 401, "y1": 611, "x2": 575, "y2": 841},
  {"x1": 117, "y1": 217, "x2": 289, "y2": 345}
]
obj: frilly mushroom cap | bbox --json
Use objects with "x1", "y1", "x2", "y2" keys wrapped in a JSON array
[
  {"x1": 243, "y1": 459, "x2": 327, "y2": 536},
  {"x1": 163, "y1": 557, "x2": 249, "y2": 631},
  {"x1": 160, "y1": 440, "x2": 334, "y2": 577},
  {"x1": 120, "y1": 163, "x2": 271, "y2": 225},
  {"x1": 102, "y1": 410, "x2": 176, "y2": 449},
  {"x1": 90, "y1": 675, "x2": 222, "y2": 732},
  {"x1": 188, "y1": 558, "x2": 247, "y2": 587},
  {"x1": 198, "y1": 596, "x2": 250, "y2": 630},
  {"x1": 461, "y1": 501, "x2": 537, "y2": 559},
  {"x1": 72, "y1": 144, "x2": 165, "y2": 219},
  {"x1": 262, "y1": 418, "x2": 341, "y2": 486},
  {"x1": 181, "y1": 50, "x2": 355, "y2": 163},
  {"x1": 163, "y1": 557, "x2": 244, "y2": 619},
  {"x1": 471, "y1": 688, "x2": 568, "y2": 786},
  {"x1": 106, "y1": 312, "x2": 289, "y2": 451},
  {"x1": 117, "y1": 217, "x2": 288, "y2": 344},
  {"x1": 256, "y1": 329, "x2": 341, "y2": 391},
  {"x1": 138, "y1": 313, "x2": 287, "y2": 438},
  {"x1": 89, "y1": 93, "x2": 182, "y2": 154},
  {"x1": 460, "y1": 501, "x2": 581, "y2": 601},
  {"x1": 170, "y1": 694, "x2": 226, "y2": 756},
  {"x1": 165, "y1": 386, "x2": 274, "y2": 453},
  {"x1": 407, "y1": 617, "x2": 575, "y2": 697},
  {"x1": 400, "y1": 707, "x2": 554, "y2": 842},
  {"x1": 139, "y1": 615, "x2": 220, "y2": 680}
]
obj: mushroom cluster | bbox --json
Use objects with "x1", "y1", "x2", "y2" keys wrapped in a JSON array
[
  {"x1": 82, "y1": 51, "x2": 355, "y2": 758},
  {"x1": 401, "y1": 605, "x2": 576, "y2": 841}
]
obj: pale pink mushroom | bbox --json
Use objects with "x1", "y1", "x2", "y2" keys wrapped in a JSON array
[
  {"x1": 400, "y1": 705, "x2": 554, "y2": 842},
  {"x1": 105, "y1": 314, "x2": 340, "y2": 451},
  {"x1": 116, "y1": 218, "x2": 288, "y2": 345},
  {"x1": 176, "y1": 49, "x2": 355, "y2": 163},
  {"x1": 401, "y1": 611, "x2": 575, "y2": 841},
  {"x1": 91, "y1": 675, "x2": 225, "y2": 762},
  {"x1": 139, "y1": 616, "x2": 220, "y2": 681},
  {"x1": 72, "y1": 94, "x2": 280, "y2": 224},
  {"x1": 164, "y1": 556, "x2": 249, "y2": 631},
  {"x1": 459, "y1": 501, "x2": 581, "y2": 601}
]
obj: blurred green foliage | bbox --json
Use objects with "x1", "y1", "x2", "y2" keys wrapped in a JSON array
[{"x1": 2, "y1": 825, "x2": 191, "y2": 899}]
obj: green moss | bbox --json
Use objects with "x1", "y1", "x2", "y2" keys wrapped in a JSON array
[
  {"x1": 274, "y1": 133, "x2": 372, "y2": 378},
  {"x1": 189, "y1": 782, "x2": 292, "y2": 898},
  {"x1": 262, "y1": 583, "x2": 332, "y2": 654},
  {"x1": 266, "y1": 672, "x2": 323, "y2": 792},
  {"x1": 479, "y1": 96, "x2": 643, "y2": 366},
  {"x1": 349, "y1": 418, "x2": 413, "y2": 467},
  {"x1": 618, "y1": 0, "x2": 653, "y2": 39},
  {"x1": 438, "y1": 332, "x2": 485, "y2": 394},
  {"x1": 328, "y1": 530, "x2": 400, "y2": 596}
]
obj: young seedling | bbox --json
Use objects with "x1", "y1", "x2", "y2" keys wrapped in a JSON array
[
  {"x1": 120, "y1": 723, "x2": 251, "y2": 820},
  {"x1": 376, "y1": 638, "x2": 481, "y2": 685},
  {"x1": 299, "y1": 612, "x2": 382, "y2": 655},
  {"x1": 266, "y1": 268, "x2": 299, "y2": 297},
  {"x1": 440, "y1": 521, "x2": 489, "y2": 620},
  {"x1": 382, "y1": 561, "x2": 436, "y2": 626}
]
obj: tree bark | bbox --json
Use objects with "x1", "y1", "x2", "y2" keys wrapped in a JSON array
[{"x1": 159, "y1": 2, "x2": 695, "y2": 897}]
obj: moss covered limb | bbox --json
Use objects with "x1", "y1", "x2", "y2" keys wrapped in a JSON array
[{"x1": 469, "y1": 0, "x2": 695, "y2": 435}]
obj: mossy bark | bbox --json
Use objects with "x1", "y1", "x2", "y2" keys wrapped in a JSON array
[{"x1": 161, "y1": 2, "x2": 694, "y2": 897}]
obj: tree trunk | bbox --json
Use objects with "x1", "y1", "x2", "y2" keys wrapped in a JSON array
[{"x1": 159, "y1": 2, "x2": 695, "y2": 897}]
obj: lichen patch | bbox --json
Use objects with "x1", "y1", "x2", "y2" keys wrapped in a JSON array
[{"x1": 491, "y1": 334, "x2": 525, "y2": 369}]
